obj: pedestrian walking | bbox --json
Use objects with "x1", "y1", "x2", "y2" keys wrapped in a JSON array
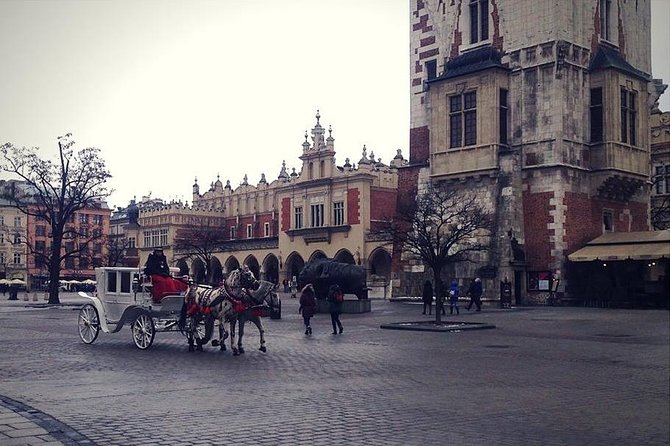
[
  {"x1": 327, "y1": 283, "x2": 344, "y2": 335},
  {"x1": 466, "y1": 277, "x2": 483, "y2": 311},
  {"x1": 448, "y1": 279, "x2": 460, "y2": 315},
  {"x1": 282, "y1": 279, "x2": 289, "y2": 294},
  {"x1": 422, "y1": 280, "x2": 433, "y2": 315},
  {"x1": 290, "y1": 276, "x2": 298, "y2": 298},
  {"x1": 298, "y1": 283, "x2": 316, "y2": 335}
]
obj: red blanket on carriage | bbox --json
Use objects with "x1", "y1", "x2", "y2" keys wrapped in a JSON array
[{"x1": 150, "y1": 275, "x2": 188, "y2": 303}]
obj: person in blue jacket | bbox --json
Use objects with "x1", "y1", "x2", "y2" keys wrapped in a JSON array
[{"x1": 448, "y1": 279, "x2": 460, "y2": 315}]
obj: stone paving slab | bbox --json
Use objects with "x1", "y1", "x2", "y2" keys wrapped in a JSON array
[{"x1": 0, "y1": 292, "x2": 668, "y2": 446}]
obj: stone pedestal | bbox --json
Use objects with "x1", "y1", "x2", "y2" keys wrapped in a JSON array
[{"x1": 316, "y1": 298, "x2": 371, "y2": 314}]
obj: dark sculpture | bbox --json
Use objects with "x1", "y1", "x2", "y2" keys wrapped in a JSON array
[{"x1": 298, "y1": 258, "x2": 368, "y2": 300}]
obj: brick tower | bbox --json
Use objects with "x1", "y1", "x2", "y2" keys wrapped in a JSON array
[{"x1": 396, "y1": 0, "x2": 659, "y2": 303}]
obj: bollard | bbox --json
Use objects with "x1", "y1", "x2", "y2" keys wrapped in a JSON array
[
  {"x1": 33, "y1": 292, "x2": 38, "y2": 301},
  {"x1": 23, "y1": 292, "x2": 29, "y2": 301}
]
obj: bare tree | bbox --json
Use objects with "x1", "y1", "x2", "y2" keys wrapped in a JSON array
[
  {"x1": 105, "y1": 235, "x2": 129, "y2": 267},
  {"x1": 173, "y1": 217, "x2": 227, "y2": 284},
  {"x1": 0, "y1": 135, "x2": 112, "y2": 304},
  {"x1": 379, "y1": 183, "x2": 493, "y2": 323}
]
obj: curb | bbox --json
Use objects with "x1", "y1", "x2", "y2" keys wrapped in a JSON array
[
  {"x1": 0, "y1": 395, "x2": 96, "y2": 445},
  {"x1": 380, "y1": 321, "x2": 496, "y2": 332}
]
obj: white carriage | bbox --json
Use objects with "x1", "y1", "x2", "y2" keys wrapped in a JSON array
[{"x1": 76, "y1": 266, "x2": 201, "y2": 350}]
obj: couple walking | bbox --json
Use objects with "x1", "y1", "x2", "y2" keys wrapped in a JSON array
[
  {"x1": 421, "y1": 280, "x2": 460, "y2": 315},
  {"x1": 298, "y1": 283, "x2": 344, "y2": 335}
]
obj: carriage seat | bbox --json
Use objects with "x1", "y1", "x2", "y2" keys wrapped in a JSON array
[{"x1": 145, "y1": 274, "x2": 189, "y2": 304}]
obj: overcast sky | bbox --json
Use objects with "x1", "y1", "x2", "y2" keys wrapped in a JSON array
[{"x1": 1, "y1": 0, "x2": 669, "y2": 210}]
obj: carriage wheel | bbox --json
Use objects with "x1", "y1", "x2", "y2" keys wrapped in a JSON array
[
  {"x1": 131, "y1": 312, "x2": 155, "y2": 350},
  {"x1": 77, "y1": 304, "x2": 100, "y2": 344}
]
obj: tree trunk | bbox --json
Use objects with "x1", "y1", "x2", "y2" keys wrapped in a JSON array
[
  {"x1": 47, "y1": 240, "x2": 61, "y2": 304},
  {"x1": 433, "y1": 266, "x2": 443, "y2": 324}
]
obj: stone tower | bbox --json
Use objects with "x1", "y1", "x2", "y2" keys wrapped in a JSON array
[{"x1": 399, "y1": 0, "x2": 656, "y2": 303}]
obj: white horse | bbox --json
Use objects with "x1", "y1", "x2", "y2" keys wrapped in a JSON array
[
  {"x1": 180, "y1": 268, "x2": 255, "y2": 353},
  {"x1": 222, "y1": 279, "x2": 280, "y2": 355}
]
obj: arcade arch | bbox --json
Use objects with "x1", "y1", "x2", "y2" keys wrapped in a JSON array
[
  {"x1": 244, "y1": 255, "x2": 260, "y2": 280},
  {"x1": 334, "y1": 249, "x2": 355, "y2": 265},
  {"x1": 262, "y1": 254, "x2": 279, "y2": 284},
  {"x1": 175, "y1": 259, "x2": 189, "y2": 277},
  {"x1": 285, "y1": 252, "x2": 305, "y2": 282},
  {"x1": 368, "y1": 248, "x2": 392, "y2": 279},
  {"x1": 191, "y1": 258, "x2": 206, "y2": 284},
  {"x1": 225, "y1": 256, "x2": 240, "y2": 274},
  {"x1": 210, "y1": 256, "x2": 223, "y2": 285},
  {"x1": 308, "y1": 250, "x2": 328, "y2": 262}
]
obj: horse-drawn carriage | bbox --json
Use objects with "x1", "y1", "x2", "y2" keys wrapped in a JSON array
[{"x1": 76, "y1": 266, "x2": 280, "y2": 353}]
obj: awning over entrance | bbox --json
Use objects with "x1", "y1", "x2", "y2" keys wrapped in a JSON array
[{"x1": 568, "y1": 230, "x2": 670, "y2": 262}]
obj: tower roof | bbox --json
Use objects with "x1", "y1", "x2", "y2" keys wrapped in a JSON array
[{"x1": 589, "y1": 45, "x2": 649, "y2": 81}]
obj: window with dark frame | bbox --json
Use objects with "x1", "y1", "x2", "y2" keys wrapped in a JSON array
[
  {"x1": 425, "y1": 59, "x2": 437, "y2": 81},
  {"x1": 590, "y1": 88, "x2": 603, "y2": 142},
  {"x1": 294, "y1": 206, "x2": 303, "y2": 229},
  {"x1": 654, "y1": 165, "x2": 670, "y2": 194},
  {"x1": 310, "y1": 204, "x2": 324, "y2": 228},
  {"x1": 620, "y1": 88, "x2": 637, "y2": 145},
  {"x1": 469, "y1": 0, "x2": 489, "y2": 44},
  {"x1": 499, "y1": 89, "x2": 508, "y2": 145},
  {"x1": 600, "y1": 0, "x2": 612, "y2": 41},
  {"x1": 449, "y1": 91, "x2": 477, "y2": 148},
  {"x1": 333, "y1": 202, "x2": 345, "y2": 226},
  {"x1": 603, "y1": 210, "x2": 614, "y2": 232}
]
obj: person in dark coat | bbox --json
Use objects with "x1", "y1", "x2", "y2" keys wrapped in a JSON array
[
  {"x1": 327, "y1": 284, "x2": 344, "y2": 335},
  {"x1": 298, "y1": 284, "x2": 317, "y2": 335},
  {"x1": 466, "y1": 277, "x2": 483, "y2": 311},
  {"x1": 422, "y1": 280, "x2": 433, "y2": 315},
  {"x1": 144, "y1": 248, "x2": 170, "y2": 276},
  {"x1": 143, "y1": 248, "x2": 187, "y2": 303}
]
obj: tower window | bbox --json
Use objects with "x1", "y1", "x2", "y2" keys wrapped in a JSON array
[
  {"x1": 499, "y1": 89, "x2": 508, "y2": 145},
  {"x1": 425, "y1": 59, "x2": 437, "y2": 81},
  {"x1": 590, "y1": 88, "x2": 603, "y2": 142},
  {"x1": 620, "y1": 88, "x2": 637, "y2": 145},
  {"x1": 603, "y1": 210, "x2": 614, "y2": 232},
  {"x1": 600, "y1": 0, "x2": 612, "y2": 41},
  {"x1": 449, "y1": 91, "x2": 477, "y2": 148},
  {"x1": 469, "y1": 0, "x2": 489, "y2": 44}
]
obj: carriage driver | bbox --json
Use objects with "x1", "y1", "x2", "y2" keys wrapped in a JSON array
[{"x1": 143, "y1": 248, "x2": 188, "y2": 303}]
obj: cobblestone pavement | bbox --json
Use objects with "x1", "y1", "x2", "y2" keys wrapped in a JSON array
[{"x1": 0, "y1": 293, "x2": 668, "y2": 446}]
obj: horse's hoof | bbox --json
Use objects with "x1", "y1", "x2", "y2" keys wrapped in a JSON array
[
  {"x1": 233, "y1": 349, "x2": 239, "y2": 356},
  {"x1": 259, "y1": 346, "x2": 267, "y2": 353},
  {"x1": 188, "y1": 346, "x2": 195, "y2": 352},
  {"x1": 196, "y1": 345, "x2": 203, "y2": 352},
  {"x1": 211, "y1": 339, "x2": 220, "y2": 347},
  {"x1": 220, "y1": 345, "x2": 226, "y2": 351},
  {"x1": 238, "y1": 347, "x2": 245, "y2": 354}
]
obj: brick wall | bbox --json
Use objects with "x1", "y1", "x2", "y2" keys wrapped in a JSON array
[
  {"x1": 347, "y1": 188, "x2": 360, "y2": 225},
  {"x1": 370, "y1": 188, "x2": 397, "y2": 221},
  {"x1": 522, "y1": 191, "x2": 554, "y2": 271},
  {"x1": 564, "y1": 192, "x2": 650, "y2": 253},
  {"x1": 280, "y1": 197, "x2": 291, "y2": 232},
  {"x1": 409, "y1": 126, "x2": 430, "y2": 164}
]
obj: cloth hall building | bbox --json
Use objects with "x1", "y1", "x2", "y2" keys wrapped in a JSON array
[{"x1": 122, "y1": 112, "x2": 405, "y2": 297}]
